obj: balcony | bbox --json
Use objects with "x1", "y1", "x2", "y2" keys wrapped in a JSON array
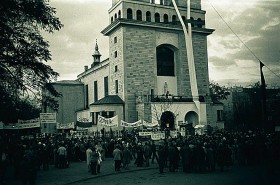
[{"x1": 139, "y1": 95, "x2": 205, "y2": 103}]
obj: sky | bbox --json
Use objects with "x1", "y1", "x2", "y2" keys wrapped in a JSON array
[{"x1": 44, "y1": 0, "x2": 280, "y2": 87}]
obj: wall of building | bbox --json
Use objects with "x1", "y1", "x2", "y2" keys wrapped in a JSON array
[{"x1": 52, "y1": 83, "x2": 85, "y2": 125}]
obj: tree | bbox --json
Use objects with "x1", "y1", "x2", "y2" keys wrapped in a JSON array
[
  {"x1": 0, "y1": 0, "x2": 63, "y2": 122},
  {"x1": 209, "y1": 81, "x2": 230, "y2": 101}
]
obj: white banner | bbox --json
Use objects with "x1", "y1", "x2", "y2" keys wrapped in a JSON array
[
  {"x1": 139, "y1": 132, "x2": 152, "y2": 136},
  {"x1": 98, "y1": 115, "x2": 118, "y2": 127},
  {"x1": 3, "y1": 118, "x2": 40, "y2": 129},
  {"x1": 40, "y1": 113, "x2": 56, "y2": 124},
  {"x1": 151, "y1": 132, "x2": 165, "y2": 140},
  {"x1": 143, "y1": 120, "x2": 159, "y2": 127},
  {"x1": 121, "y1": 120, "x2": 142, "y2": 127},
  {"x1": 57, "y1": 122, "x2": 75, "y2": 129}
]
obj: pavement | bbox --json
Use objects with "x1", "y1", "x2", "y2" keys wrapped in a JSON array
[{"x1": 6, "y1": 158, "x2": 158, "y2": 185}]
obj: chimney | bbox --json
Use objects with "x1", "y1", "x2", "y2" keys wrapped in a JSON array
[{"x1": 84, "y1": 66, "x2": 88, "y2": 71}]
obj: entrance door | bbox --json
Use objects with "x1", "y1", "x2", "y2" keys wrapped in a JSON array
[
  {"x1": 184, "y1": 111, "x2": 198, "y2": 126},
  {"x1": 160, "y1": 111, "x2": 175, "y2": 130}
]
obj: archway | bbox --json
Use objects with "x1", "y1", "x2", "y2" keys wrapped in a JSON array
[
  {"x1": 160, "y1": 111, "x2": 175, "y2": 130},
  {"x1": 184, "y1": 111, "x2": 198, "y2": 126}
]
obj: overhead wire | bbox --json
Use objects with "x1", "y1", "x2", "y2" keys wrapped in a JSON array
[{"x1": 206, "y1": 0, "x2": 280, "y2": 81}]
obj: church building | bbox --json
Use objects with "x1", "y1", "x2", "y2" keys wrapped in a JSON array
[{"x1": 74, "y1": 0, "x2": 224, "y2": 131}]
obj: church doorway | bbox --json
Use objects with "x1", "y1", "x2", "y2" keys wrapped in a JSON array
[
  {"x1": 160, "y1": 111, "x2": 175, "y2": 130},
  {"x1": 184, "y1": 111, "x2": 198, "y2": 127}
]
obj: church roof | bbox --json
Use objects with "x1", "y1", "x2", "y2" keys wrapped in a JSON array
[
  {"x1": 52, "y1": 80, "x2": 83, "y2": 85},
  {"x1": 91, "y1": 95, "x2": 124, "y2": 105}
]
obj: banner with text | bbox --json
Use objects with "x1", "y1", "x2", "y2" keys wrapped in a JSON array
[
  {"x1": 98, "y1": 115, "x2": 118, "y2": 127},
  {"x1": 121, "y1": 120, "x2": 142, "y2": 128}
]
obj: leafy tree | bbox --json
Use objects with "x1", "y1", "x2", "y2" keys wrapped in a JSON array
[
  {"x1": 209, "y1": 81, "x2": 230, "y2": 101},
  {"x1": 0, "y1": 0, "x2": 63, "y2": 122}
]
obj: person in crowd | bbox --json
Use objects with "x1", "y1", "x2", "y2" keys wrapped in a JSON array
[
  {"x1": 86, "y1": 145, "x2": 92, "y2": 172},
  {"x1": 135, "y1": 143, "x2": 144, "y2": 167},
  {"x1": 57, "y1": 143, "x2": 67, "y2": 169},
  {"x1": 90, "y1": 147, "x2": 99, "y2": 175},
  {"x1": 143, "y1": 142, "x2": 152, "y2": 167},
  {"x1": 112, "y1": 145, "x2": 122, "y2": 171},
  {"x1": 157, "y1": 143, "x2": 166, "y2": 174},
  {"x1": 122, "y1": 145, "x2": 133, "y2": 170},
  {"x1": 20, "y1": 146, "x2": 37, "y2": 185},
  {"x1": 41, "y1": 144, "x2": 50, "y2": 171},
  {"x1": 180, "y1": 141, "x2": 191, "y2": 173},
  {"x1": 0, "y1": 148, "x2": 8, "y2": 185},
  {"x1": 151, "y1": 140, "x2": 158, "y2": 164}
]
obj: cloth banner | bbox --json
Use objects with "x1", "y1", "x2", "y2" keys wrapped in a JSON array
[
  {"x1": 57, "y1": 122, "x2": 75, "y2": 129},
  {"x1": 98, "y1": 115, "x2": 118, "y2": 127},
  {"x1": 121, "y1": 120, "x2": 142, "y2": 127},
  {"x1": 142, "y1": 120, "x2": 159, "y2": 127},
  {"x1": 139, "y1": 131, "x2": 152, "y2": 136},
  {"x1": 4, "y1": 118, "x2": 40, "y2": 129},
  {"x1": 151, "y1": 132, "x2": 165, "y2": 140},
  {"x1": 76, "y1": 121, "x2": 93, "y2": 128}
]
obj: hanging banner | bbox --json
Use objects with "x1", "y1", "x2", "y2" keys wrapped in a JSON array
[
  {"x1": 143, "y1": 120, "x2": 159, "y2": 128},
  {"x1": 18, "y1": 118, "x2": 40, "y2": 129},
  {"x1": 121, "y1": 120, "x2": 142, "y2": 127},
  {"x1": 40, "y1": 113, "x2": 56, "y2": 124},
  {"x1": 57, "y1": 122, "x2": 75, "y2": 129},
  {"x1": 151, "y1": 132, "x2": 165, "y2": 140},
  {"x1": 98, "y1": 115, "x2": 118, "y2": 127},
  {"x1": 139, "y1": 131, "x2": 152, "y2": 136}
]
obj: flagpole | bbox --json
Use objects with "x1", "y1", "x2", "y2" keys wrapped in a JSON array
[{"x1": 260, "y1": 61, "x2": 267, "y2": 130}]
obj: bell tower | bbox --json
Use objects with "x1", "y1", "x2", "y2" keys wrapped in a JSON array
[{"x1": 102, "y1": 0, "x2": 214, "y2": 124}]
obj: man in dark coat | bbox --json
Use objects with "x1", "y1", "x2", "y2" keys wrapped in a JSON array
[{"x1": 157, "y1": 144, "x2": 166, "y2": 174}]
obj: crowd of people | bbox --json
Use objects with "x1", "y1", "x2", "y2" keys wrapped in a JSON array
[{"x1": 0, "y1": 128, "x2": 280, "y2": 184}]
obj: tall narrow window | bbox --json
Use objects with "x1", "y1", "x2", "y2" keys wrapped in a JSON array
[
  {"x1": 85, "y1": 84, "x2": 89, "y2": 108},
  {"x1": 172, "y1": 15, "x2": 176, "y2": 23},
  {"x1": 163, "y1": 14, "x2": 168, "y2": 23},
  {"x1": 94, "y1": 81, "x2": 98, "y2": 102},
  {"x1": 114, "y1": 36, "x2": 117, "y2": 43},
  {"x1": 197, "y1": 18, "x2": 203, "y2": 28},
  {"x1": 115, "y1": 80, "x2": 119, "y2": 94},
  {"x1": 111, "y1": 16, "x2": 113, "y2": 23},
  {"x1": 157, "y1": 46, "x2": 175, "y2": 76},
  {"x1": 118, "y1": 10, "x2": 121, "y2": 18},
  {"x1": 104, "y1": 76, "x2": 108, "y2": 97},
  {"x1": 127, "y1": 8, "x2": 133, "y2": 19},
  {"x1": 155, "y1": 13, "x2": 160, "y2": 22},
  {"x1": 146, "y1": 11, "x2": 151, "y2": 22},
  {"x1": 114, "y1": 51, "x2": 118, "y2": 58},
  {"x1": 136, "y1": 10, "x2": 142, "y2": 21},
  {"x1": 114, "y1": 13, "x2": 117, "y2": 20}
]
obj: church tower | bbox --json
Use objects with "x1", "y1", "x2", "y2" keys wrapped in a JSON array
[
  {"x1": 102, "y1": 0, "x2": 215, "y2": 128},
  {"x1": 91, "y1": 39, "x2": 101, "y2": 67}
]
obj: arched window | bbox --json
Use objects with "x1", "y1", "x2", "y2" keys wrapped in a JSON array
[
  {"x1": 172, "y1": 15, "x2": 176, "y2": 23},
  {"x1": 118, "y1": 10, "x2": 121, "y2": 18},
  {"x1": 136, "y1": 10, "x2": 142, "y2": 21},
  {"x1": 127, "y1": 8, "x2": 133, "y2": 19},
  {"x1": 111, "y1": 16, "x2": 113, "y2": 23},
  {"x1": 190, "y1": 17, "x2": 194, "y2": 27},
  {"x1": 114, "y1": 13, "x2": 117, "y2": 20},
  {"x1": 197, "y1": 18, "x2": 202, "y2": 28},
  {"x1": 157, "y1": 46, "x2": 174, "y2": 76},
  {"x1": 146, "y1": 11, "x2": 151, "y2": 22},
  {"x1": 163, "y1": 14, "x2": 168, "y2": 23},
  {"x1": 155, "y1": 13, "x2": 160, "y2": 23}
]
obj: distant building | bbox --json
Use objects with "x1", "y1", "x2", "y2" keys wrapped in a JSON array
[
  {"x1": 222, "y1": 87, "x2": 280, "y2": 131},
  {"x1": 42, "y1": 80, "x2": 85, "y2": 132}
]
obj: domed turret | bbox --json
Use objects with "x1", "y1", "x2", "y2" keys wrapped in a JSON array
[{"x1": 92, "y1": 39, "x2": 101, "y2": 67}]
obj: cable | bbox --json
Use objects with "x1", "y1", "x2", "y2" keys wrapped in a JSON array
[{"x1": 206, "y1": 0, "x2": 280, "y2": 80}]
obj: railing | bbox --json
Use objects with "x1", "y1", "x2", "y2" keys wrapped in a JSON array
[{"x1": 140, "y1": 95, "x2": 205, "y2": 103}]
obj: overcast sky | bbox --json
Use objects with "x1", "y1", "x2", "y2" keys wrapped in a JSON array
[{"x1": 44, "y1": 0, "x2": 280, "y2": 87}]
